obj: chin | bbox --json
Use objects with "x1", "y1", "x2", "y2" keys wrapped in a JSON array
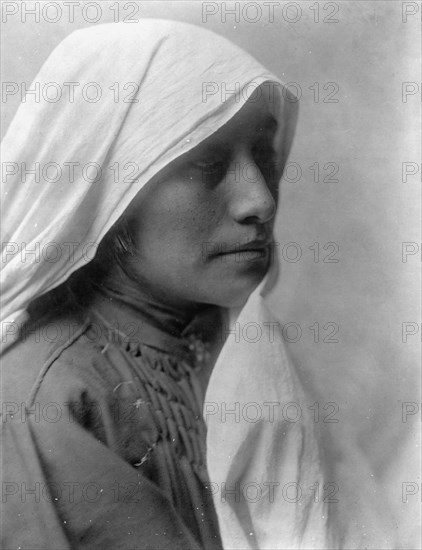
[{"x1": 202, "y1": 278, "x2": 263, "y2": 309}]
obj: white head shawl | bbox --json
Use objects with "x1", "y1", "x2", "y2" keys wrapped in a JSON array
[{"x1": 1, "y1": 20, "x2": 331, "y2": 549}]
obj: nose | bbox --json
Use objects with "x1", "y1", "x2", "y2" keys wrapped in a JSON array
[{"x1": 226, "y1": 152, "x2": 277, "y2": 225}]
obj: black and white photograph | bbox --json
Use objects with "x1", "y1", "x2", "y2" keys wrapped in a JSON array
[{"x1": 1, "y1": 1, "x2": 420, "y2": 549}]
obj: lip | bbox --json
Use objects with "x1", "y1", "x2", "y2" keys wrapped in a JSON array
[{"x1": 217, "y1": 240, "x2": 272, "y2": 256}]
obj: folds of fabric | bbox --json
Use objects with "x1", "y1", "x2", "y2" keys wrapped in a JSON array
[{"x1": 204, "y1": 277, "x2": 332, "y2": 549}]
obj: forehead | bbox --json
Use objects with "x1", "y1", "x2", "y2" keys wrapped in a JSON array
[
  {"x1": 192, "y1": 93, "x2": 278, "y2": 155},
  {"x1": 215, "y1": 93, "x2": 276, "y2": 143}
]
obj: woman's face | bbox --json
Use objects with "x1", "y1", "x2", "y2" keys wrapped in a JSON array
[{"x1": 125, "y1": 92, "x2": 281, "y2": 309}]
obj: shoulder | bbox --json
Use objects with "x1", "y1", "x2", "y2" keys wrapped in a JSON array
[
  {"x1": 1, "y1": 309, "x2": 114, "y2": 407},
  {"x1": 1, "y1": 308, "x2": 161, "y2": 459}
]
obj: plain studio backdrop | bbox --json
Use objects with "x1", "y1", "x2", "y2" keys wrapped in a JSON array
[{"x1": 1, "y1": 1, "x2": 420, "y2": 548}]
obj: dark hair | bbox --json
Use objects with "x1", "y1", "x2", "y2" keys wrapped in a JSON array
[{"x1": 27, "y1": 216, "x2": 137, "y2": 320}]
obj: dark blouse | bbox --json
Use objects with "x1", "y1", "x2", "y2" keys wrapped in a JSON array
[{"x1": 1, "y1": 292, "x2": 223, "y2": 549}]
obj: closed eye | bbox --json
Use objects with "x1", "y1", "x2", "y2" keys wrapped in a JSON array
[
  {"x1": 192, "y1": 158, "x2": 225, "y2": 171},
  {"x1": 189, "y1": 152, "x2": 230, "y2": 184}
]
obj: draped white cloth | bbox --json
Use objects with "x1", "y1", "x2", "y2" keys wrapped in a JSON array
[{"x1": 1, "y1": 20, "x2": 330, "y2": 549}]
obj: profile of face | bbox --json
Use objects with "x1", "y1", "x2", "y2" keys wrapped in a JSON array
[{"x1": 124, "y1": 89, "x2": 282, "y2": 310}]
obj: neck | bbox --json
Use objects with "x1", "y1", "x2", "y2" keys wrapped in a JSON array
[
  {"x1": 91, "y1": 262, "x2": 204, "y2": 339},
  {"x1": 83, "y1": 260, "x2": 226, "y2": 388}
]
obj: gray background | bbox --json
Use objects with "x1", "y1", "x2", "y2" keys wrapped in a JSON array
[{"x1": 1, "y1": 1, "x2": 420, "y2": 546}]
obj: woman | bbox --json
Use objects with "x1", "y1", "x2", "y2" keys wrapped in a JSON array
[{"x1": 1, "y1": 20, "x2": 330, "y2": 549}]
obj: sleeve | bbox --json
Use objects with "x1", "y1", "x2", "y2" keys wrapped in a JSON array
[{"x1": 1, "y1": 357, "x2": 202, "y2": 550}]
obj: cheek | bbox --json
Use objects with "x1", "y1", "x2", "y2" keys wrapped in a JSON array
[{"x1": 132, "y1": 184, "x2": 222, "y2": 261}]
